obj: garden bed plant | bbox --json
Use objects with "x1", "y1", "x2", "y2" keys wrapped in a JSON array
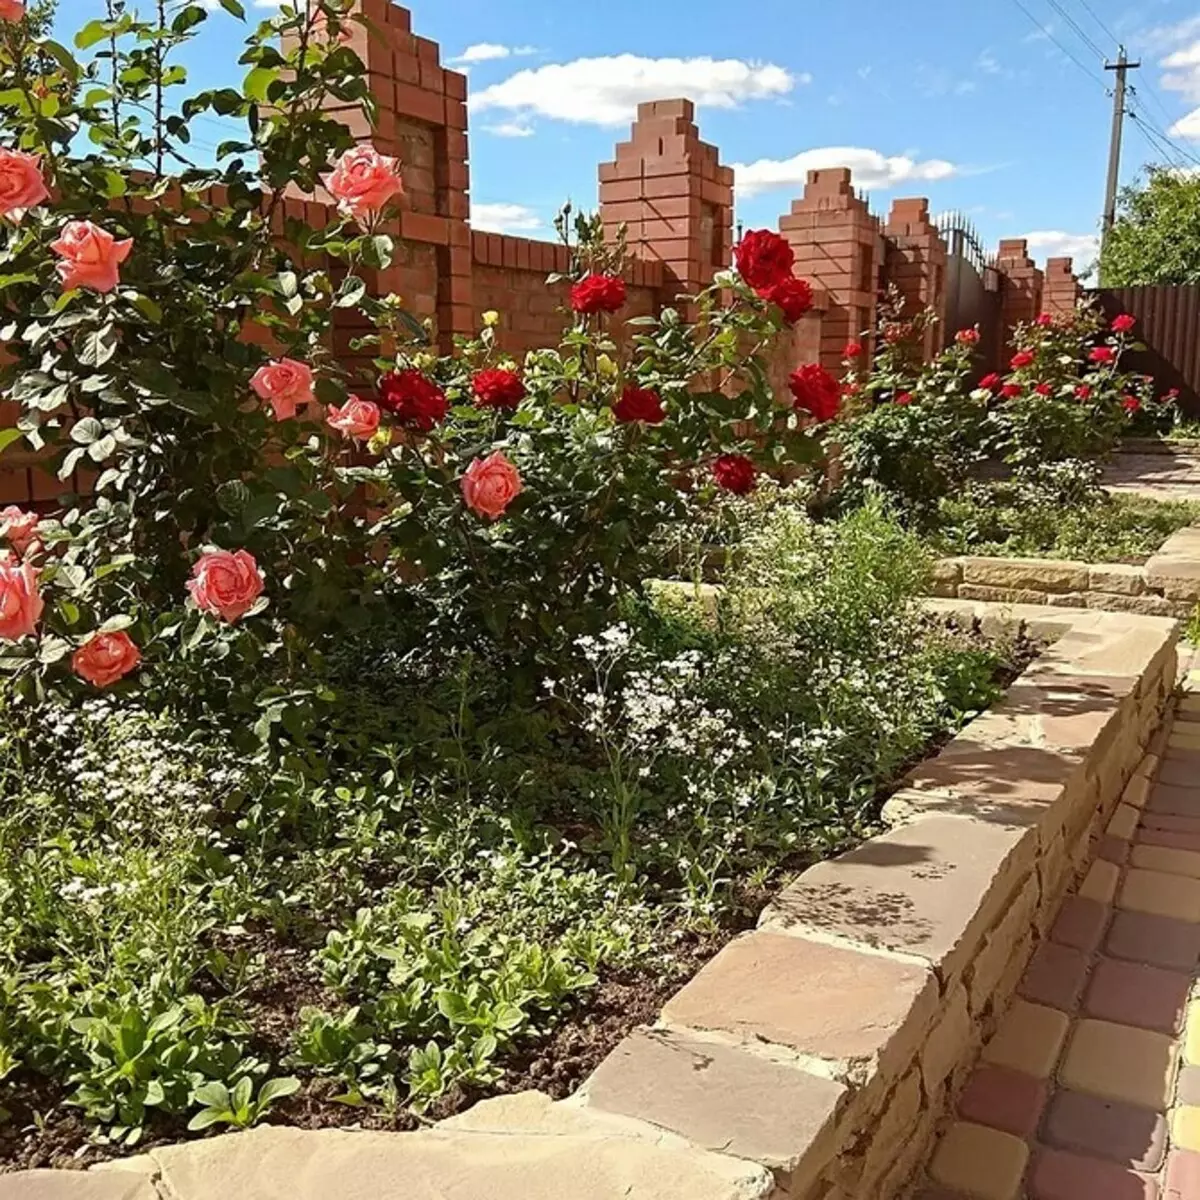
[{"x1": 0, "y1": 0, "x2": 1029, "y2": 1169}]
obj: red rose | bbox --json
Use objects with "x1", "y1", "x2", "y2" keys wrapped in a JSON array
[
  {"x1": 712, "y1": 453, "x2": 756, "y2": 495},
  {"x1": 979, "y1": 373, "x2": 1002, "y2": 391},
  {"x1": 734, "y1": 229, "x2": 794, "y2": 291},
  {"x1": 883, "y1": 323, "x2": 909, "y2": 345},
  {"x1": 842, "y1": 381, "x2": 861, "y2": 398},
  {"x1": 1001, "y1": 383, "x2": 1022, "y2": 399},
  {"x1": 1074, "y1": 385, "x2": 1092, "y2": 401},
  {"x1": 758, "y1": 276, "x2": 813, "y2": 324},
  {"x1": 1089, "y1": 346, "x2": 1116, "y2": 365},
  {"x1": 1122, "y1": 395, "x2": 1141, "y2": 414},
  {"x1": 843, "y1": 340, "x2": 864, "y2": 359},
  {"x1": 956, "y1": 328, "x2": 980, "y2": 346},
  {"x1": 788, "y1": 363, "x2": 841, "y2": 422},
  {"x1": 1034, "y1": 383, "x2": 1052, "y2": 397},
  {"x1": 612, "y1": 384, "x2": 666, "y2": 424},
  {"x1": 1112, "y1": 313, "x2": 1136, "y2": 334},
  {"x1": 378, "y1": 368, "x2": 448, "y2": 431},
  {"x1": 1166, "y1": 388, "x2": 1181, "y2": 402},
  {"x1": 1035, "y1": 312, "x2": 1054, "y2": 327},
  {"x1": 570, "y1": 273, "x2": 626, "y2": 315},
  {"x1": 1010, "y1": 350, "x2": 1035, "y2": 369},
  {"x1": 472, "y1": 367, "x2": 526, "y2": 411},
  {"x1": 895, "y1": 392, "x2": 914, "y2": 406}
]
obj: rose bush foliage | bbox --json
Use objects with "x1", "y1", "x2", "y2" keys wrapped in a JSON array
[{"x1": 0, "y1": 1, "x2": 830, "y2": 717}]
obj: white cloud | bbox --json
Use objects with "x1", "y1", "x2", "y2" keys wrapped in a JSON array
[
  {"x1": 731, "y1": 147, "x2": 958, "y2": 198},
  {"x1": 471, "y1": 202, "x2": 543, "y2": 235},
  {"x1": 448, "y1": 43, "x2": 539, "y2": 66},
  {"x1": 977, "y1": 50, "x2": 1002, "y2": 75},
  {"x1": 1171, "y1": 107, "x2": 1200, "y2": 140},
  {"x1": 1021, "y1": 230, "x2": 1101, "y2": 266},
  {"x1": 484, "y1": 121, "x2": 536, "y2": 138},
  {"x1": 470, "y1": 54, "x2": 796, "y2": 126}
]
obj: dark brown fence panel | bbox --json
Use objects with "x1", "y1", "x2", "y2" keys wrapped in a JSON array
[{"x1": 1091, "y1": 286, "x2": 1200, "y2": 417}]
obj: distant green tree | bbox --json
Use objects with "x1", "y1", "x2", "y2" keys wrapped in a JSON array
[{"x1": 1101, "y1": 167, "x2": 1200, "y2": 286}]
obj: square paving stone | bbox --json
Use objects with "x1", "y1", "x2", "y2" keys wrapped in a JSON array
[
  {"x1": 1020, "y1": 942, "x2": 1091, "y2": 1011},
  {"x1": 1060, "y1": 1020, "x2": 1177, "y2": 1110},
  {"x1": 1044, "y1": 1091, "x2": 1167, "y2": 1171},
  {"x1": 1159, "y1": 755, "x2": 1200, "y2": 790},
  {"x1": 583, "y1": 1029, "x2": 846, "y2": 1176},
  {"x1": 1140, "y1": 828, "x2": 1200, "y2": 853},
  {"x1": 1053, "y1": 896, "x2": 1113, "y2": 954},
  {"x1": 1083, "y1": 860, "x2": 1123, "y2": 903},
  {"x1": 1100, "y1": 836, "x2": 1133, "y2": 865},
  {"x1": 1174, "y1": 1109, "x2": 1200, "y2": 1155},
  {"x1": 660, "y1": 931, "x2": 937, "y2": 1075},
  {"x1": 929, "y1": 1122, "x2": 1029, "y2": 1200},
  {"x1": 957, "y1": 1065, "x2": 1047, "y2": 1138},
  {"x1": 1118, "y1": 869, "x2": 1200, "y2": 922},
  {"x1": 982, "y1": 1001, "x2": 1070, "y2": 1079},
  {"x1": 1132, "y1": 844, "x2": 1200, "y2": 879},
  {"x1": 1083, "y1": 958, "x2": 1191, "y2": 1033},
  {"x1": 1110, "y1": 804, "x2": 1143, "y2": 840},
  {"x1": 1029, "y1": 1147, "x2": 1159, "y2": 1199},
  {"x1": 1187, "y1": 1002, "x2": 1200, "y2": 1066},
  {"x1": 1106, "y1": 911, "x2": 1200, "y2": 970},
  {"x1": 1178, "y1": 1066, "x2": 1200, "y2": 1106},
  {"x1": 1165, "y1": 1147, "x2": 1200, "y2": 1198},
  {"x1": 1144, "y1": 812, "x2": 1200, "y2": 834},
  {"x1": 1149, "y1": 780, "x2": 1200, "y2": 814},
  {"x1": 760, "y1": 815, "x2": 1037, "y2": 980}
]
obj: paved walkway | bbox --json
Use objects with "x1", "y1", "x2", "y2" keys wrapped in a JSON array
[
  {"x1": 1104, "y1": 450, "x2": 1200, "y2": 503},
  {"x1": 920, "y1": 658, "x2": 1200, "y2": 1199}
]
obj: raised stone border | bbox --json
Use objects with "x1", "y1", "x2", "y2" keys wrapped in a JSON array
[
  {"x1": 6, "y1": 607, "x2": 1180, "y2": 1200},
  {"x1": 933, "y1": 524, "x2": 1200, "y2": 617}
]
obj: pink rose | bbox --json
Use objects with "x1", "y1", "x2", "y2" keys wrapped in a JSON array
[
  {"x1": 321, "y1": 146, "x2": 403, "y2": 221},
  {"x1": 0, "y1": 149, "x2": 47, "y2": 219},
  {"x1": 1, "y1": 504, "x2": 39, "y2": 556},
  {"x1": 327, "y1": 395, "x2": 380, "y2": 441},
  {"x1": 72, "y1": 630, "x2": 141, "y2": 688},
  {"x1": 187, "y1": 548, "x2": 265, "y2": 623},
  {"x1": 461, "y1": 451, "x2": 522, "y2": 521},
  {"x1": 0, "y1": 555, "x2": 42, "y2": 640},
  {"x1": 250, "y1": 358, "x2": 315, "y2": 421},
  {"x1": 0, "y1": 0, "x2": 25, "y2": 22},
  {"x1": 51, "y1": 220, "x2": 132, "y2": 293}
]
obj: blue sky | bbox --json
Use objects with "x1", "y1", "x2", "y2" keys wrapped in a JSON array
[{"x1": 53, "y1": 0, "x2": 1200, "y2": 272}]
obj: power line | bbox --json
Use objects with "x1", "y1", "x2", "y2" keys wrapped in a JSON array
[
  {"x1": 1072, "y1": 0, "x2": 1119, "y2": 45},
  {"x1": 1005, "y1": 0, "x2": 1108, "y2": 88},
  {"x1": 1043, "y1": 0, "x2": 1107, "y2": 60},
  {"x1": 1128, "y1": 103, "x2": 1200, "y2": 168},
  {"x1": 1127, "y1": 110, "x2": 1187, "y2": 169}
]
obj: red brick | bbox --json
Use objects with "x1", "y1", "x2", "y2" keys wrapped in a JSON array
[
  {"x1": 1106, "y1": 911, "x2": 1200, "y2": 971},
  {"x1": 1052, "y1": 896, "x2": 1112, "y2": 954},
  {"x1": 1099, "y1": 835, "x2": 1132, "y2": 865},
  {"x1": 957, "y1": 1065, "x2": 1047, "y2": 1137},
  {"x1": 1020, "y1": 942, "x2": 1090, "y2": 1011},
  {"x1": 1030, "y1": 1148, "x2": 1158, "y2": 1199},
  {"x1": 1084, "y1": 957, "x2": 1191, "y2": 1033},
  {"x1": 1045, "y1": 1091, "x2": 1168, "y2": 1171}
]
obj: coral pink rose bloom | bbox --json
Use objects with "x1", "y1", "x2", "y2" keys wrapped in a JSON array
[
  {"x1": 0, "y1": 555, "x2": 42, "y2": 640},
  {"x1": 72, "y1": 630, "x2": 141, "y2": 688},
  {"x1": 1, "y1": 505, "x2": 39, "y2": 556},
  {"x1": 187, "y1": 548, "x2": 265, "y2": 623},
  {"x1": 0, "y1": 149, "x2": 47, "y2": 219},
  {"x1": 250, "y1": 358, "x2": 315, "y2": 421},
  {"x1": 461, "y1": 451, "x2": 522, "y2": 521},
  {"x1": 327, "y1": 395, "x2": 380, "y2": 441},
  {"x1": 51, "y1": 220, "x2": 132, "y2": 293},
  {"x1": 0, "y1": 0, "x2": 25, "y2": 21},
  {"x1": 321, "y1": 146, "x2": 403, "y2": 220}
]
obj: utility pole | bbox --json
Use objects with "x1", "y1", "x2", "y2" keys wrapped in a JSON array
[{"x1": 1103, "y1": 46, "x2": 1140, "y2": 240}]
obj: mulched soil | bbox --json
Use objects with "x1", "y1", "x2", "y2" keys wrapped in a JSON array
[{"x1": 0, "y1": 620, "x2": 1042, "y2": 1173}]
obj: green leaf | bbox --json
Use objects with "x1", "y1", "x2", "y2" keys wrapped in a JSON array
[
  {"x1": 70, "y1": 417, "x2": 103, "y2": 445},
  {"x1": 98, "y1": 613, "x2": 135, "y2": 634},
  {"x1": 129, "y1": 294, "x2": 162, "y2": 324},
  {"x1": 334, "y1": 276, "x2": 366, "y2": 308},
  {"x1": 361, "y1": 235, "x2": 394, "y2": 270},
  {"x1": 243, "y1": 66, "x2": 276, "y2": 104},
  {"x1": 186, "y1": 1109, "x2": 226, "y2": 1132},
  {"x1": 78, "y1": 326, "x2": 119, "y2": 368},
  {"x1": 0, "y1": 429, "x2": 24, "y2": 455},
  {"x1": 191, "y1": 1082, "x2": 229, "y2": 1109},
  {"x1": 231, "y1": 1076, "x2": 254, "y2": 1113},
  {"x1": 257, "y1": 1077, "x2": 300, "y2": 1108},
  {"x1": 219, "y1": 0, "x2": 246, "y2": 15}
]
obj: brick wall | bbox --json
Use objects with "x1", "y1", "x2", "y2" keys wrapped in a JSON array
[{"x1": 0, "y1": 0, "x2": 1085, "y2": 507}]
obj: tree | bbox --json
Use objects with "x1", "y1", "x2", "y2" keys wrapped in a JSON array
[{"x1": 1100, "y1": 167, "x2": 1200, "y2": 286}]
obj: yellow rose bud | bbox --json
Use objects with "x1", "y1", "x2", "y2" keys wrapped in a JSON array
[
  {"x1": 367, "y1": 429, "x2": 392, "y2": 456},
  {"x1": 414, "y1": 352, "x2": 436, "y2": 371},
  {"x1": 596, "y1": 354, "x2": 617, "y2": 378},
  {"x1": 482, "y1": 310, "x2": 499, "y2": 328}
]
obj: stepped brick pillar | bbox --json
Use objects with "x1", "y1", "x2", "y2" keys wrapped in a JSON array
[
  {"x1": 1043, "y1": 256, "x2": 1082, "y2": 318},
  {"x1": 290, "y1": 0, "x2": 471, "y2": 360},
  {"x1": 883, "y1": 198, "x2": 947, "y2": 362},
  {"x1": 779, "y1": 169, "x2": 883, "y2": 371},
  {"x1": 995, "y1": 238, "x2": 1044, "y2": 352},
  {"x1": 598, "y1": 99, "x2": 735, "y2": 299}
]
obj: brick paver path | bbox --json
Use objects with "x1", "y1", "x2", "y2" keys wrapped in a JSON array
[
  {"x1": 920, "y1": 665, "x2": 1200, "y2": 1199},
  {"x1": 1104, "y1": 450, "x2": 1200, "y2": 503}
]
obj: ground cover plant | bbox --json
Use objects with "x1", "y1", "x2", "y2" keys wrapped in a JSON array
[{"x1": 0, "y1": 0, "x2": 1025, "y2": 1167}]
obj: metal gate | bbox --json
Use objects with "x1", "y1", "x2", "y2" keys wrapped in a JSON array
[
  {"x1": 1091, "y1": 286, "x2": 1200, "y2": 416},
  {"x1": 937, "y1": 212, "x2": 1003, "y2": 375}
]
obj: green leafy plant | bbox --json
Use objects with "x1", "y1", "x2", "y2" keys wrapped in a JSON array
[{"x1": 187, "y1": 1075, "x2": 300, "y2": 1132}]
